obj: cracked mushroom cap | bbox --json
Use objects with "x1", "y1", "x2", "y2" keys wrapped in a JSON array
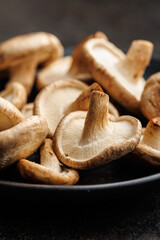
[
  {"x1": 133, "y1": 117, "x2": 160, "y2": 165},
  {"x1": 17, "y1": 138, "x2": 79, "y2": 185},
  {"x1": 0, "y1": 82, "x2": 27, "y2": 110},
  {"x1": 141, "y1": 72, "x2": 160, "y2": 120},
  {"x1": 0, "y1": 115, "x2": 48, "y2": 169},
  {"x1": 0, "y1": 97, "x2": 24, "y2": 131},
  {"x1": 36, "y1": 31, "x2": 107, "y2": 90},
  {"x1": 0, "y1": 32, "x2": 64, "y2": 94},
  {"x1": 53, "y1": 91, "x2": 142, "y2": 170},
  {"x1": 82, "y1": 38, "x2": 153, "y2": 114}
]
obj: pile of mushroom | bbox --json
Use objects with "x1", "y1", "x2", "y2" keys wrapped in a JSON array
[
  {"x1": 36, "y1": 31, "x2": 107, "y2": 90},
  {"x1": 0, "y1": 31, "x2": 159, "y2": 185}
]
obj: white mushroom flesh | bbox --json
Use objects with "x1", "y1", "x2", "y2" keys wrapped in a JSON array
[
  {"x1": 39, "y1": 87, "x2": 82, "y2": 134},
  {"x1": 37, "y1": 56, "x2": 72, "y2": 88},
  {"x1": 61, "y1": 115, "x2": 137, "y2": 160},
  {"x1": 91, "y1": 43, "x2": 145, "y2": 100},
  {"x1": 0, "y1": 97, "x2": 24, "y2": 131}
]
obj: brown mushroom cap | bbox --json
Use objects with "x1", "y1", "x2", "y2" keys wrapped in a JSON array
[
  {"x1": 0, "y1": 32, "x2": 64, "y2": 94},
  {"x1": 0, "y1": 97, "x2": 24, "y2": 131},
  {"x1": 17, "y1": 138, "x2": 79, "y2": 185},
  {"x1": 0, "y1": 82, "x2": 27, "y2": 110},
  {"x1": 82, "y1": 38, "x2": 153, "y2": 114},
  {"x1": 133, "y1": 117, "x2": 160, "y2": 165},
  {"x1": 0, "y1": 115, "x2": 48, "y2": 169},
  {"x1": 141, "y1": 72, "x2": 160, "y2": 120},
  {"x1": 36, "y1": 31, "x2": 107, "y2": 90},
  {"x1": 0, "y1": 32, "x2": 63, "y2": 68},
  {"x1": 53, "y1": 91, "x2": 142, "y2": 170}
]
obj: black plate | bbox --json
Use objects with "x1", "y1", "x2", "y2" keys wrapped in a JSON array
[{"x1": 0, "y1": 57, "x2": 160, "y2": 202}]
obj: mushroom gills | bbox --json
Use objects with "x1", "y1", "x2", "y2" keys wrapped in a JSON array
[
  {"x1": 0, "y1": 97, "x2": 24, "y2": 131},
  {"x1": 39, "y1": 87, "x2": 82, "y2": 134},
  {"x1": 53, "y1": 91, "x2": 141, "y2": 170},
  {"x1": 18, "y1": 138, "x2": 79, "y2": 185},
  {"x1": 91, "y1": 43, "x2": 145, "y2": 100},
  {"x1": 37, "y1": 56, "x2": 72, "y2": 89},
  {"x1": 62, "y1": 114, "x2": 136, "y2": 160}
]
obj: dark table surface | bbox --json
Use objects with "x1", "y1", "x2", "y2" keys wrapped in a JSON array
[
  {"x1": 0, "y1": 0, "x2": 160, "y2": 239},
  {"x1": 0, "y1": 185, "x2": 160, "y2": 240}
]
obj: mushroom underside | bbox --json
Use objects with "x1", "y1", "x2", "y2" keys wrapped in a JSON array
[{"x1": 53, "y1": 111, "x2": 141, "y2": 169}]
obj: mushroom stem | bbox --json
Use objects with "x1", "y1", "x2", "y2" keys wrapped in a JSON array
[
  {"x1": 80, "y1": 91, "x2": 109, "y2": 145},
  {"x1": 65, "y1": 82, "x2": 103, "y2": 114},
  {"x1": 9, "y1": 59, "x2": 36, "y2": 95},
  {"x1": 40, "y1": 138, "x2": 62, "y2": 173},
  {"x1": 125, "y1": 40, "x2": 153, "y2": 80},
  {"x1": 141, "y1": 117, "x2": 160, "y2": 150}
]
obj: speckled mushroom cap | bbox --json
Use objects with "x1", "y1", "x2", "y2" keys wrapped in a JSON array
[
  {"x1": 0, "y1": 97, "x2": 24, "y2": 131},
  {"x1": 0, "y1": 115, "x2": 48, "y2": 169},
  {"x1": 133, "y1": 117, "x2": 160, "y2": 165},
  {"x1": 17, "y1": 138, "x2": 79, "y2": 185},
  {"x1": 0, "y1": 32, "x2": 64, "y2": 94},
  {"x1": 141, "y1": 72, "x2": 160, "y2": 120},
  {"x1": 36, "y1": 31, "x2": 107, "y2": 90},
  {"x1": 53, "y1": 91, "x2": 142, "y2": 170},
  {"x1": 82, "y1": 37, "x2": 153, "y2": 114}
]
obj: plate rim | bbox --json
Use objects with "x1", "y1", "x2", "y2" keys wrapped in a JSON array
[{"x1": 0, "y1": 169, "x2": 160, "y2": 192}]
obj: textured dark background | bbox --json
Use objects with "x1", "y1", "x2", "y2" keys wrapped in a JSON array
[{"x1": 0, "y1": 0, "x2": 160, "y2": 57}]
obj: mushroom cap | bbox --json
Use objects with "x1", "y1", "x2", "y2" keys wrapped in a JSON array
[
  {"x1": 0, "y1": 97, "x2": 24, "y2": 131},
  {"x1": 34, "y1": 79, "x2": 88, "y2": 137},
  {"x1": 0, "y1": 32, "x2": 64, "y2": 69},
  {"x1": 107, "y1": 101, "x2": 119, "y2": 120},
  {"x1": 17, "y1": 138, "x2": 79, "y2": 185},
  {"x1": 0, "y1": 115, "x2": 48, "y2": 169},
  {"x1": 36, "y1": 56, "x2": 74, "y2": 90},
  {"x1": 82, "y1": 38, "x2": 153, "y2": 114},
  {"x1": 18, "y1": 159, "x2": 79, "y2": 185},
  {"x1": 53, "y1": 92, "x2": 142, "y2": 169},
  {"x1": 36, "y1": 32, "x2": 108, "y2": 90},
  {"x1": 134, "y1": 117, "x2": 160, "y2": 165},
  {"x1": 141, "y1": 72, "x2": 160, "y2": 120},
  {"x1": 69, "y1": 31, "x2": 108, "y2": 76},
  {"x1": 0, "y1": 82, "x2": 27, "y2": 110},
  {"x1": 21, "y1": 102, "x2": 34, "y2": 118}
]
